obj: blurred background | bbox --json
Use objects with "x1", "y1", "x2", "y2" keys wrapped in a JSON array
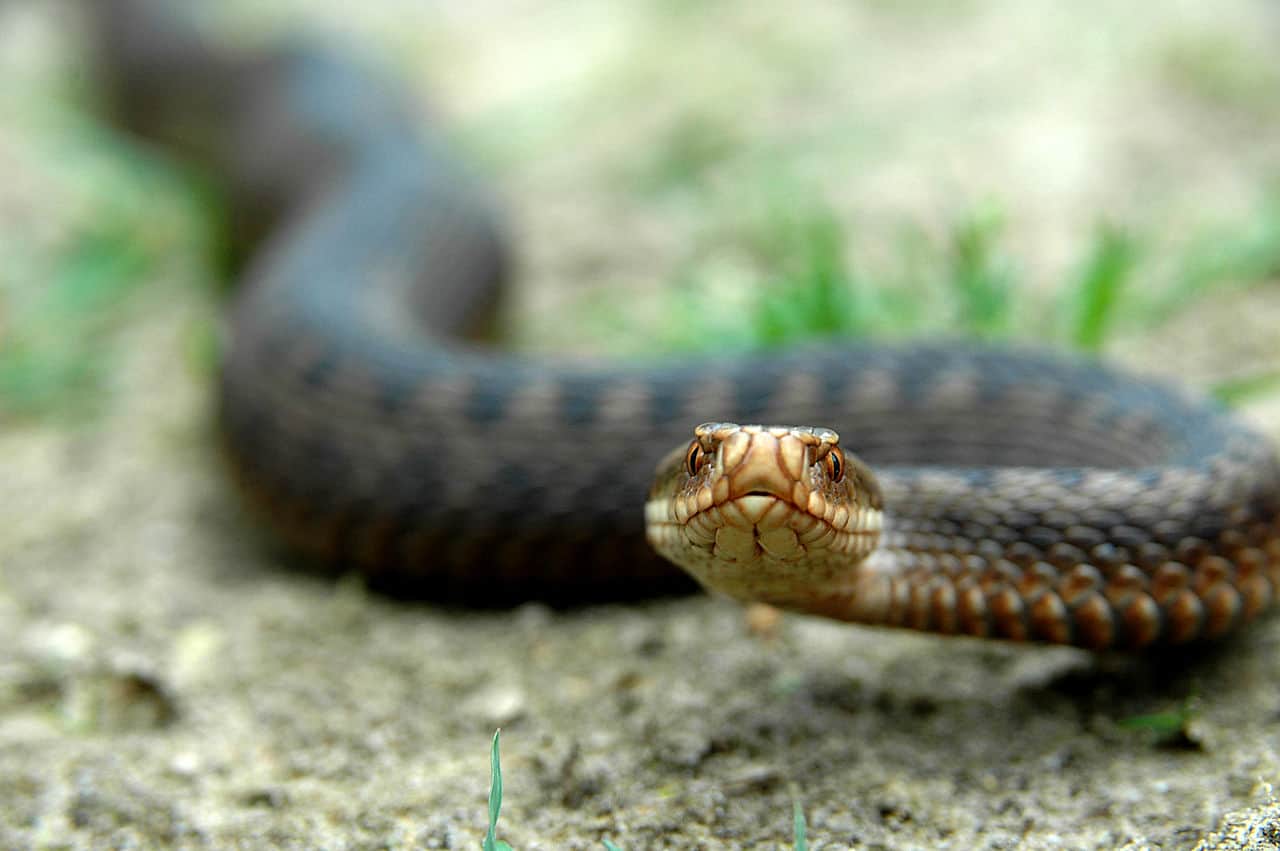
[
  {"x1": 4, "y1": 2, "x2": 1280, "y2": 847},
  {"x1": 3, "y1": 0, "x2": 1280, "y2": 421}
]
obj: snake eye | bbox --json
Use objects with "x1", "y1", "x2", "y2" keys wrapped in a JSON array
[
  {"x1": 824, "y1": 450, "x2": 844, "y2": 483},
  {"x1": 685, "y1": 442, "x2": 704, "y2": 477}
]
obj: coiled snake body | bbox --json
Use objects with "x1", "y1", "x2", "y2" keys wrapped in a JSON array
[{"x1": 92, "y1": 1, "x2": 1280, "y2": 649}]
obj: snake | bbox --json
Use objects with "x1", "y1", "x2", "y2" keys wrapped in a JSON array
[{"x1": 89, "y1": 0, "x2": 1280, "y2": 650}]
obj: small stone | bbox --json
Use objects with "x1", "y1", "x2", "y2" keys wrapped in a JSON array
[
  {"x1": 169, "y1": 751, "x2": 202, "y2": 778},
  {"x1": 463, "y1": 685, "x2": 527, "y2": 728}
]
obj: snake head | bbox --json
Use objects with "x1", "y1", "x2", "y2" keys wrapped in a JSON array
[{"x1": 646, "y1": 423, "x2": 883, "y2": 608}]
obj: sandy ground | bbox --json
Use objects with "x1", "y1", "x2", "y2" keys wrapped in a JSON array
[{"x1": 5, "y1": 1, "x2": 1280, "y2": 848}]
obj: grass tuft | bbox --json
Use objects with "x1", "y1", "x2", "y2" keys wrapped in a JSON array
[
  {"x1": 751, "y1": 203, "x2": 870, "y2": 345},
  {"x1": 643, "y1": 183, "x2": 1280, "y2": 411},
  {"x1": 0, "y1": 223, "x2": 150, "y2": 414},
  {"x1": 1118, "y1": 696, "x2": 1201, "y2": 749},
  {"x1": 0, "y1": 116, "x2": 211, "y2": 418}
]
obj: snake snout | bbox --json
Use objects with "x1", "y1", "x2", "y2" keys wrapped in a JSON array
[{"x1": 717, "y1": 429, "x2": 794, "y2": 496}]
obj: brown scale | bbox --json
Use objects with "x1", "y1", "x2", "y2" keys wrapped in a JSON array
[{"x1": 816, "y1": 484, "x2": 1280, "y2": 649}]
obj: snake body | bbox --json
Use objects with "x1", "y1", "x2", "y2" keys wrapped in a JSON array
[{"x1": 91, "y1": 1, "x2": 1280, "y2": 647}]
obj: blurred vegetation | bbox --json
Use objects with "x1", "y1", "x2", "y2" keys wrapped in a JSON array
[
  {"x1": 645, "y1": 177, "x2": 1280, "y2": 393},
  {"x1": 7, "y1": 116, "x2": 1280, "y2": 416},
  {"x1": 1118, "y1": 695, "x2": 1202, "y2": 750},
  {"x1": 0, "y1": 111, "x2": 212, "y2": 419},
  {"x1": 1158, "y1": 31, "x2": 1280, "y2": 114},
  {"x1": 3, "y1": 3, "x2": 1280, "y2": 420}
]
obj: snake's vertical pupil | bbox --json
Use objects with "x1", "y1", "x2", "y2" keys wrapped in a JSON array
[
  {"x1": 826, "y1": 451, "x2": 844, "y2": 482},
  {"x1": 685, "y1": 443, "x2": 703, "y2": 477}
]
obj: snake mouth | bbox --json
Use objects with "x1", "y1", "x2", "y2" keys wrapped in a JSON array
[{"x1": 683, "y1": 488, "x2": 853, "y2": 565}]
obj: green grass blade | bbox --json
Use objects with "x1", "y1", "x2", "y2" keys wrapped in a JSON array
[
  {"x1": 483, "y1": 730, "x2": 512, "y2": 851},
  {"x1": 946, "y1": 205, "x2": 1015, "y2": 338},
  {"x1": 1066, "y1": 223, "x2": 1138, "y2": 350},
  {"x1": 793, "y1": 798, "x2": 808, "y2": 851},
  {"x1": 1211, "y1": 371, "x2": 1280, "y2": 406}
]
